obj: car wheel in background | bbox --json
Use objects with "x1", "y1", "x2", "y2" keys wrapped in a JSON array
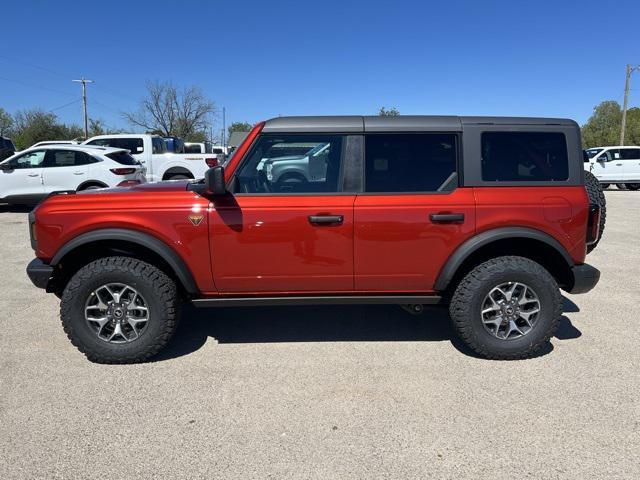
[
  {"x1": 600, "y1": 183, "x2": 610, "y2": 189},
  {"x1": 584, "y1": 171, "x2": 606, "y2": 253},
  {"x1": 625, "y1": 183, "x2": 640, "y2": 191},
  {"x1": 616, "y1": 183, "x2": 627, "y2": 190}
]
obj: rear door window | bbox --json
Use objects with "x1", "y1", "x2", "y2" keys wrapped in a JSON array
[
  {"x1": 46, "y1": 150, "x2": 96, "y2": 167},
  {"x1": 621, "y1": 148, "x2": 640, "y2": 160},
  {"x1": 481, "y1": 132, "x2": 568, "y2": 181},
  {"x1": 364, "y1": 133, "x2": 457, "y2": 192}
]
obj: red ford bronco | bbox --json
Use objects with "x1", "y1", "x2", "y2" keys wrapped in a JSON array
[{"x1": 26, "y1": 116, "x2": 603, "y2": 363}]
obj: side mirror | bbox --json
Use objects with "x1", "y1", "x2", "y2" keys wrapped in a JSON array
[
  {"x1": 205, "y1": 166, "x2": 226, "y2": 195},
  {"x1": 0, "y1": 163, "x2": 10, "y2": 171}
]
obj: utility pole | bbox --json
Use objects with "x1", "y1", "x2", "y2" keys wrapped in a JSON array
[
  {"x1": 222, "y1": 106, "x2": 226, "y2": 149},
  {"x1": 620, "y1": 64, "x2": 639, "y2": 146},
  {"x1": 72, "y1": 77, "x2": 94, "y2": 139}
]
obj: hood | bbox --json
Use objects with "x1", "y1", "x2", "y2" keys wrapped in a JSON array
[{"x1": 79, "y1": 180, "x2": 193, "y2": 195}]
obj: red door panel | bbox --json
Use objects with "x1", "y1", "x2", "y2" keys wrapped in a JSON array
[
  {"x1": 209, "y1": 195, "x2": 355, "y2": 293},
  {"x1": 354, "y1": 189, "x2": 476, "y2": 292}
]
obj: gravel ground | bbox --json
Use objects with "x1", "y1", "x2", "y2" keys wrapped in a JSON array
[{"x1": 0, "y1": 191, "x2": 638, "y2": 480}]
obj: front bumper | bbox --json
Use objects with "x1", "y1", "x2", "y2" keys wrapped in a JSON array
[
  {"x1": 566, "y1": 263, "x2": 600, "y2": 294},
  {"x1": 26, "y1": 258, "x2": 53, "y2": 290}
]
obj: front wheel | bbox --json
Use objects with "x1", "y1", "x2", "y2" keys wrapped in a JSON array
[
  {"x1": 449, "y1": 256, "x2": 562, "y2": 360},
  {"x1": 60, "y1": 256, "x2": 179, "y2": 363}
]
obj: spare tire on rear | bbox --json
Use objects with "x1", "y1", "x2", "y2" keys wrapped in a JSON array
[{"x1": 584, "y1": 171, "x2": 606, "y2": 254}]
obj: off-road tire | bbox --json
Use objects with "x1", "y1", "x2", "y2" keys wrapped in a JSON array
[
  {"x1": 61, "y1": 256, "x2": 179, "y2": 363},
  {"x1": 449, "y1": 256, "x2": 562, "y2": 360},
  {"x1": 584, "y1": 170, "x2": 606, "y2": 253}
]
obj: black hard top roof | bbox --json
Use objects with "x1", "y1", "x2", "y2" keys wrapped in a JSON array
[{"x1": 262, "y1": 115, "x2": 578, "y2": 133}]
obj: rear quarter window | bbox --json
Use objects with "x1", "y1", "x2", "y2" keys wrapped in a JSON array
[
  {"x1": 106, "y1": 151, "x2": 139, "y2": 165},
  {"x1": 481, "y1": 132, "x2": 568, "y2": 182}
]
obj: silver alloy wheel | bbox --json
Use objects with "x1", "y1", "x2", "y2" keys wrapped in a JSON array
[
  {"x1": 481, "y1": 282, "x2": 541, "y2": 340},
  {"x1": 84, "y1": 283, "x2": 149, "y2": 343}
]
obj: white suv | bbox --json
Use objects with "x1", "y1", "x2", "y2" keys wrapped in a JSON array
[
  {"x1": 584, "y1": 145, "x2": 640, "y2": 190},
  {"x1": 0, "y1": 145, "x2": 146, "y2": 205}
]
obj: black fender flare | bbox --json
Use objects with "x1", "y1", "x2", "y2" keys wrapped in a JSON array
[
  {"x1": 434, "y1": 227, "x2": 574, "y2": 291},
  {"x1": 51, "y1": 228, "x2": 199, "y2": 295}
]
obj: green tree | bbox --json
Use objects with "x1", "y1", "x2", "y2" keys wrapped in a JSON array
[
  {"x1": 581, "y1": 101, "x2": 640, "y2": 148},
  {"x1": 378, "y1": 106, "x2": 400, "y2": 116},
  {"x1": 227, "y1": 121, "x2": 252, "y2": 141},
  {"x1": 581, "y1": 101, "x2": 623, "y2": 148},
  {"x1": 0, "y1": 108, "x2": 13, "y2": 137},
  {"x1": 88, "y1": 118, "x2": 123, "y2": 137},
  {"x1": 11, "y1": 109, "x2": 83, "y2": 150}
]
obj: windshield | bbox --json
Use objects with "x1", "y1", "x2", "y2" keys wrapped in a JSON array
[{"x1": 585, "y1": 148, "x2": 603, "y2": 160}]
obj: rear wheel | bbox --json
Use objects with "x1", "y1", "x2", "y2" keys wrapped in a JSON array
[
  {"x1": 60, "y1": 256, "x2": 179, "y2": 363},
  {"x1": 167, "y1": 174, "x2": 190, "y2": 180},
  {"x1": 625, "y1": 183, "x2": 640, "y2": 191},
  {"x1": 449, "y1": 256, "x2": 562, "y2": 360},
  {"x1": 616, "y1": 183, "x2": 627, "y2": 190},
  {"x1": 584, "y1": 171, "x2": 606, "y2": 253},
  {"x1": 600, "y1": 183, "x2": 610, "y2": 189}
]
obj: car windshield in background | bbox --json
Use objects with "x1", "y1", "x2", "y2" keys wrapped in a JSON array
[
  {"x1": 106, "y1": 151, "x2": 139, "y2": 165},
  {"x1": 585, "y1": 148, "x2": 603, "y2": 159}
]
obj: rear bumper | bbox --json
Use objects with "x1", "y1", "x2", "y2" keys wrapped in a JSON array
[
  {"x1": 26, "y1": 258, "x2": 53, "y2": 290},
  {"x1": 566, "y1": 263, "x2": 600, "y2": 294}
]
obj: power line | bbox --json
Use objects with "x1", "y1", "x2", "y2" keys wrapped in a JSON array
[
  {"x1": 0, "y1": 75, "x2": 76, "y2": 97},
  {"x1": 49, "y1": 99, "x2": 82, "y2": 113}
]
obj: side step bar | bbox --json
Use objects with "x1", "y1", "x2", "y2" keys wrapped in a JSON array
[{"x1": 192, "y1": 295, "x2": 443, "y2": 308}]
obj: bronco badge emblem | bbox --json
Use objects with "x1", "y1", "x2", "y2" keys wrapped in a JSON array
[{"x1": 188, "y1": 214, "x2": 204, "y2": 226}]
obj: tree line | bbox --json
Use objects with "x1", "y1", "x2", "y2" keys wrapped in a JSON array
[{"x1": 1, "y1": 90, "x2": 637, "y2": 151}]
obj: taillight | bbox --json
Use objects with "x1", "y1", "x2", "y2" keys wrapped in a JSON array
[
  {"x1": 586, "y1": 204, "x2": 601, "y2": 245},
  {"x1": 205, "y1": 157, "x2": 218, "y2": 168},
  {"x1": 110, "y1": 168, "x2": 136, "y2": 175},
  {"x1": 117, "y1": 179, "x2": 141, "y2": 187}
]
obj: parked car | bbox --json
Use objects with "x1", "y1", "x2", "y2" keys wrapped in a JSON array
[
  {"x1": 257, "y1": 141, "x2": 331, "y2": 185},
  {"x1": 27, "y1": 115, "x2": 602, "y2": 363},
  {"x1": 0, "y1": 145, "x2": 145, "y2": 205},
  {"x1": 83, "y1": 134, "x2": 218, "y2": 182},
  {"x1": 184, "y1": 142, "x2": 229, "y2": 154},
  {"x1": 584, "y1": 145, "x2": 640, "y2": 190},
  {"x1": 0, "y1": 136, "x2": 16, "y2": 161}
]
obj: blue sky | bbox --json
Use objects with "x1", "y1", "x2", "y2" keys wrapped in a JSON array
[{"x1": 1, "y1": 0, "x2": 638, "y2": 135}]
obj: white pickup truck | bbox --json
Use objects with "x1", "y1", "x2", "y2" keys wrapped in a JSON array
[{"x1": 83, "y1": 134, "x2": 218, "y2": 182}]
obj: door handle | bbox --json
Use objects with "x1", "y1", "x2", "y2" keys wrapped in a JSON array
[
  {"x1": 73, "y1": 171, "x2": 84, "y2": 175},
  {"x1": 616, "y1": 163, "x2": 623, "y2": 166},
  {"x1": 430, "y1": 213, "x2": 465, "y2": 223},
  {"x1": 308, "y1": 215, "x2": 343, "y2": 225},
  {"x1": 27, "y1": 173, "x2": 40, "y2": 177}
]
